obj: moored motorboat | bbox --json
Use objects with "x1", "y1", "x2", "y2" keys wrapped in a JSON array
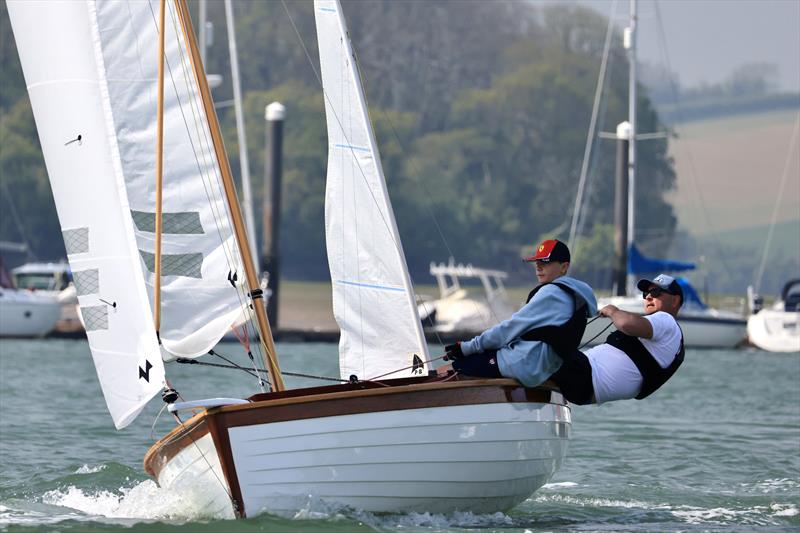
[
  {"x1": 418, "y1": 261, "x2": 515, "y2": 335},
  {"x1": 0, "y1": 286, "x2": 61, "y2": 338},
  {"x1": 11, "y1": 261, "x2": 83, "y2": 335},
  {"x1": 747, "y1": 279, "x2": 800, "y2": 353},
  {"x1": 0, "y1": 253, "x2": 61, "y2": 338}
]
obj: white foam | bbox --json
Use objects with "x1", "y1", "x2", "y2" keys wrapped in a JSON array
[
  {"x1": 771, "y1": 503, "x2": 799, "y2": 517},
  {"x1": 542, "y1": 481, "x2": 579, "y2": 489},
  {"x1": 286, "y1": 499, "x2": 514, "y2": 530},
  {"x1": 740, "y1": 478, "x2": 799, "y2": 494},
  {"x1": 534, "y1": 493, "x2": 657, "y2": 509},
  {"x1": 73, "y1": 464, "x2": 106, "y2": 475},
  {"x1": 356, "y1": 510, "x2": 514, "y2": 529},
  {"x1": 671, "y1": 506, "x2": 766, "y2": 524},
  {"x1": 40, "y1": 480, "x2": 230, "y2": 522}
]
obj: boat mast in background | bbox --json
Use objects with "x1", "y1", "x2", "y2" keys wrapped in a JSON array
[
  {"x1": 223, "y1": 0, "x2": 259, "y2": 272},
  {"x1": 625, "y1": 0, "x2": 637, "y2": 293}
]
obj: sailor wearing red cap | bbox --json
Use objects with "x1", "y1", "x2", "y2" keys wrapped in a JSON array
[{"x1": 439, "y1": 239, "x2": 597, "y2": 400}]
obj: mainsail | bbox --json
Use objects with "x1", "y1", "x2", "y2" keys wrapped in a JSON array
[
  {"x1": 314, "y1": 0, "x2": 429, "y2": 380},
  {"x1": 9, "y1": 0, "x2": 252, "y2": 427}
]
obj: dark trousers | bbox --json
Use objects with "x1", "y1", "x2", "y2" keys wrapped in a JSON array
[
  {"x1": 549, "y1": 348, "x2": 594, "y2": 405},
  {"x1": 451, "y1": 350, "x2": 502, "y2": 378}
]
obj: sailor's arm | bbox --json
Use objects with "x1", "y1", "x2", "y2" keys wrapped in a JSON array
[
  {"x1": 462, "y1": 286, "x2": 573, "y2": 354},
  {"x1": 599, "y1": 305, "x2": 653, "y2": 339}
]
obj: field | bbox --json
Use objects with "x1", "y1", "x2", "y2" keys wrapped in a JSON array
[
  {"x1": 275, "y1": 280, "x2": 536, "y2": 332},
  {"x1": 667, "y1": 109, "x2": 799, "y2": 236}
]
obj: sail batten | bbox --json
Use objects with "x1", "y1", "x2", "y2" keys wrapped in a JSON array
[{"x1": 314, "y1": 0, "x2": 429, "y2": 381}]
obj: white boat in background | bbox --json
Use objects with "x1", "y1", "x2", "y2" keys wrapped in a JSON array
[
  {"x1": 0, "y1": 287, "x2": 61, "y2": 338},
  {"x1": 9, "y1": 0, "x2": 569, "y2": 519},
  {"x1": 0, "y1": 253, "x2": 61, "y2": 338},
  {"x1": 11, "y1": 261, "x2": 83, "y2": 335},
  {"x1": 747, "y1": 280, "x2": 800, "y2": 353},
  {"x1": 418, "y1": 260, "x2": 514, "y2": 335}
]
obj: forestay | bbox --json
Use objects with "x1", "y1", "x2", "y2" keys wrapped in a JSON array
[
  {"x1": 8, "y1": 0, "x2": 249, "y2": 427},
  {"x1": 314, "y1": 0, "x2": 429, "y2": 380}
]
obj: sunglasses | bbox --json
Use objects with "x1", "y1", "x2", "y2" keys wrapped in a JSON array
[{"x1": 642, "y1": 287, "x2": 667, "y2": 299}]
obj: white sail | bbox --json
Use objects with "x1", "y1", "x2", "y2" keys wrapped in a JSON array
[
  {"x1": 314, "y1": 0, "x2": 429, "y2": 380},
  {"x1": 92, "y1": 1, "x2": 249, "y2": 358},
  {"x1": 8, "y1": 0, "x2": 249, "y2": 426}
]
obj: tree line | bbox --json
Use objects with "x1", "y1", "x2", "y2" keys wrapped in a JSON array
[{"x1": 0, "y1": 0, "x2": 678, "y2": 290}]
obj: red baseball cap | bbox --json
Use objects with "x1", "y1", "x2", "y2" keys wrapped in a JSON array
[{"x1": 524, "y1": 239, "x2": 571, "y2": 263}]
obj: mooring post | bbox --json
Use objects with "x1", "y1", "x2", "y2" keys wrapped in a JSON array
[
  {"x1": 613, "y1": 121, "x2": 630, "y2": 297},
  {"x1": 263, "y1": 102, "x2": 285, "y2": 328}
]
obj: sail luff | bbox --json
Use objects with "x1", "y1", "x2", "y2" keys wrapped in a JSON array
[
  {"x1": 173, "y1": 0, "x2": 284, "y2": 391},
  {"x1": 315, "y1": 0, "x2": 429, "y2": 380}
]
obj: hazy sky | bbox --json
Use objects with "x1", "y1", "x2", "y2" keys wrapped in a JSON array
[{"x1": 564, "y1": 0, "x2": 800, "y2": 92}]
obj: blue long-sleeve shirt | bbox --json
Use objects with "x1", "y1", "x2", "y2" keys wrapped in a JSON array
[{"x1": 460, "y1": 275, "x2": 597, "y2": 387}]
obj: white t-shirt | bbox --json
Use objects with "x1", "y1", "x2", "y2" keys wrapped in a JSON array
[{"x1": 585, "y1": 311, "x2": 682, "y2": 403}]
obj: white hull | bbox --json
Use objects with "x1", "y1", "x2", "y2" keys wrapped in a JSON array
[
  {"x1": 747, "y1": 309, "x2": 800, "y2": 353},
  {"x1": 583, "y1": 296, "x2": 746, "y2": 349},
  {"x1": 230, "y1": 403, "x2": 567, "y2": 515},
  {"x1": 0, "y1": 288, "x2": 61, "y2": 337},
  {"x1": 147, "y1": 381, "x2": 570, "y2": 517}
]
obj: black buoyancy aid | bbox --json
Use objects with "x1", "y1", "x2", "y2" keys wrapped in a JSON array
[
  {"x1": 605, "y1": 326, "x2": 685, "y2": 399},
  {"x1": 519, "y1": 282, "x2": 589, "y2": 356}
]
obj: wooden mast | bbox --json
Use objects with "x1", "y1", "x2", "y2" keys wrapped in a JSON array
[
  {"x1": 172, "y1": 0, "x2": 285, "y2": 391},
  {"x1": 153, "y1": 0, "x2": 166, "y2": 333}
]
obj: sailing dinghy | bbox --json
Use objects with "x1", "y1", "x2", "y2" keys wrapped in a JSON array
[{"x1": 9, "y1": 0, "x2": 570, "y2": 517}]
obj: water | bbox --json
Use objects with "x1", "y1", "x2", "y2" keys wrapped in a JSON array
[{"x1": 1, "y1": 338, "x2": 798, "y2": 531}]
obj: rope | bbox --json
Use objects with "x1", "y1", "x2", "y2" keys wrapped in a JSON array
[
  {"x1": 579, "y1": 314, "x2": 614, "y2": 349},
  {"x1": 176, "y1": 357, "x2": 346, "y2": 383}
]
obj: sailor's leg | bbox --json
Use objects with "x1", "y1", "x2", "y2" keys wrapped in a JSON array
[
  {"x1": 451, "y1": 350, "x2": 503, "y2": 378},
  {"x1": 548, "y1": 349, "x2": 595, "y2": 404}
]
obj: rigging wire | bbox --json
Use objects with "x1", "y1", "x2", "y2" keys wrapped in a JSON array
[
  {"x1": 753, "y1": 113, "x2": 800, "y2": 293},
  {"x1": 652, "y1": 0, "x2": 735, "y2": 280},
  {"x1": 568, "y1": 0, "x2": 618, "y2": 250}
]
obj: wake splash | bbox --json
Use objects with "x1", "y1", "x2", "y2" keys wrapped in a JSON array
[{"x1": 40, "y1": 480, "x2": 229, "y2": 522}]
